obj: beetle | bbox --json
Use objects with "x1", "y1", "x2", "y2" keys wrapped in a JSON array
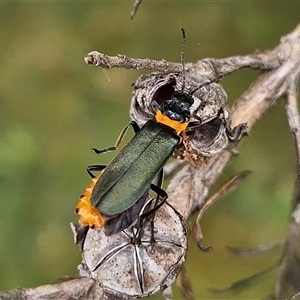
[
  {"x1": 75, "y1": 97, "x2": 191, "y2": 235},
  {"x1": 75, "y1": 76, "x2": 227, "y2": 235}
]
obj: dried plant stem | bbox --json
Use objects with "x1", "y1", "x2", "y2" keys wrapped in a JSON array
[
  {"x1": 275, "y1": 180, "x2": 300, "y2": 299},
  {"x1": 274, "y1": 71, "x2": 300, "y2": 300},
  {"x1": 285, "y1": 86, "x2": 300, "y2": 178}
]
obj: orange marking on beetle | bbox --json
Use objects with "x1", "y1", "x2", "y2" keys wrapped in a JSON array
[
  {"x1": 75, "y1": 175, "x2": 105, "y2": 228},
  {"x1": 155, "y1": 110, "x2": 188, "y2": 134}
]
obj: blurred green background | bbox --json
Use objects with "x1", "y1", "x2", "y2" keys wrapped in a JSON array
[{"x1": 0, "y1": 1, "x2": 299, "y2": 299}]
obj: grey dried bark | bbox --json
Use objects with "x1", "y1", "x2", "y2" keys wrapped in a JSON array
[{"x1": 1, "y1": 24, "x2": 300, "y2": 300}]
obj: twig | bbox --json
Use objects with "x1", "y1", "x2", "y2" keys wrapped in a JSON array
[
  {"x1": 274, "y1": 179, "x2": 300, "y2": 299},
  {"x1": 273, "y1": 72, "x2": 300, "y2": 299},
  {"x1": 285, "y1": 84, "x2": 300, "y2": 178},
  {"x1": 85, "y1": 51, "x2": 181, "y2": 72},
  {"x1": 0, "y1": 278, "x2": 103, "y2": 300},
  {"x1": 131, "y1": 0, "x2": 143, "y2": 19},
  {"x1": 85, "y1": 46, "x2": 282, "y2": 79},
  {"x1": 192, "y1": 170, "x2": 252, "y2": 251}
]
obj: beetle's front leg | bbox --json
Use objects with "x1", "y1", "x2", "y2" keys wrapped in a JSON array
[
  {"x1": 92, "y1": 121, "x2": 140, "y2": 154},
  {"x1": 227, "y1": 122, "x2": 248, "y2": 142}
]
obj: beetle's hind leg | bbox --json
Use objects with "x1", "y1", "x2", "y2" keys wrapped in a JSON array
[{"x1": 137, "y1": 169, "x2": 168, "y2": 244}]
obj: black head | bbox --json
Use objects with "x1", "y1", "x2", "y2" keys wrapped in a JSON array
[{"x1": 160, "y1": 98, "x2": 191, "y2": 123}]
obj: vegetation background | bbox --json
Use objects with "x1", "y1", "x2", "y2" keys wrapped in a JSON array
[{"x1": 0, "y1": 1, "x2": 300, "y2": 299}]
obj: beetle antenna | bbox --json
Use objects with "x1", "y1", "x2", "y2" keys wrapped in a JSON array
[
  {"x1": 190, "y1": 74, "x2": 224, "y2": 95},
  {"x1": 181, "y1": 28, "x2": 186, "y2": 94}
]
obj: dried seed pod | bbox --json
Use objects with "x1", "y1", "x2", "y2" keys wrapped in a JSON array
[
  {"x1": 72, "y1": 202, "x2": 187, "y2": 299},
  {"x1": 130, "y1": 72, "x2": 247, "y2": 166}
]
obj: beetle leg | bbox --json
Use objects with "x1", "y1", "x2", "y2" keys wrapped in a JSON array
[
  {"x1": 139, "y1": 169, "x2": 167, "y2": 219},
  {"x1": 86, "y1": 164, "x2": 106, "y2": 178},
  {"x1": 149, "y1": 183, "x2": 168, "y2": 245},
  {"x1": 92, "y1": 121, "x2": 140, "y2": 154},
  {"x1": 189, "y1": 74, "x2": 224, "y2": 95},
  {"x1": 137, "y1": 169, "x2": 168, "y2": 244},
  {"x1": 148, "y1": 184, "x2": 168, "y2": 210},
  {"x1": 227, "y1": 123, "x2": 248, "y2": 142},
  {"x1": 186, "y1": 120, "x2": 202, "y2": 129}
]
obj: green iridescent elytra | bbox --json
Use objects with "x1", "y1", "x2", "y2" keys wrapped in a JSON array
[{"x1": 91, "y1": 120, "x2": 179, "y2": 216}]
